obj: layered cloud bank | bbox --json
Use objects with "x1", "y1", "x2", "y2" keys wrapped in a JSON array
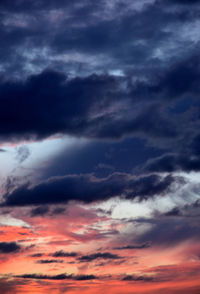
[{"x1": 0, "y1": 0, "x2": 200, "y2": 293}]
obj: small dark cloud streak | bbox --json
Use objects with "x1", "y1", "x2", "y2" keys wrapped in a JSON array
[
  {"x1": 16, "y1": 273, "x2": 97, "y2": 281},
  {"x1": 78, "y1": 252, "x2": 122, "y2": 262}
]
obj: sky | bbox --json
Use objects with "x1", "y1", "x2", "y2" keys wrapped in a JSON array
[{"x1": 0, "y1": 0, "x2": 200, "y2": 293}]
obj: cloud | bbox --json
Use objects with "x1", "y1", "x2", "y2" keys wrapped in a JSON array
[
  {"x1": 0, "y1": 149, "x2": 6, "y2": 152},
  {"x1": 0, "y1": 69, "x2": 175, "y2": 142},
  {"x1": 78, "y1": 252, "x2": 122, "y2": 262},
  {"x1": 114, "y1": 242, "x2": 151, "y2": 250},
  {"x1": 1, "y1": 173, "x2": 181, "y2": 206},
  {"x1": 0, "y1": 0, "x2": 200, "y2": 292},
  {"x1": 30, "y1": 206, "x2": 49, "y2": 217},
  {"x1": 164, "y1": 199, "x2": 200, "y2": 218},
  {"x1": 0, "y1": 278, "x2": 18, "y2": 294},
  {"x1": 36, "y1": 259, "x2": 63, "y2": 264},
  {"x1": 30, "y1": 206, "x2": 66, "y2": 217},
  {"x1": 51, "y1": 250, "x2": 78, "y2": 258},
  {"x1": 164, "y1": 207, "x2": 181, "y2": 217},
  {"x1": 0, "y1": 54, "x2": 198, "y2": 143},
  {"x1": 15, "y1": 145, "x2": 30, "y2": 163},
  {"x1": 29, "y1": 253, "x2": 44, "y2": 258},
  {"x1": 74, "y1": 275, "x2": 98, "y2": 281},
  {"x1": 0, "y1": 52, "x2": 199, "y2": 150},
  {"x1": 0, "y1": 242, "x2": 21, "y2": 253},
  {"x1": 122, "y1": 275, "x2": 153, "y2": 281},
  {"x1": 146, "y1": 135, "x2": 200, "y2": 173},
  {"x1": 168, "y1": 0, "x2": 199, "y2": 4},
  {"x1": 0, "y1": 0, "x2": 199, "y2": 80},
  {"x1": 16, "y1": 273, "x2": 97, "y2": 280},
  {"x1": 133, "y1": 216, "x2": 200, "y2": 246}
]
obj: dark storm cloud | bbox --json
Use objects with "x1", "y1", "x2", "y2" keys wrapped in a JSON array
[
  {"x1": 0, "y1": 0, "x2": 199, "y2": 79},
  {"x1": 168, "y1": 0, "x2": 199, "y2": 4},
  {"x1": 1, "y1": 0, "x2": 200, "y2": 291},
  {"x1": 1, "y1": 173, "x2": 182, "y2": 206},
  {"x1": 0, "y1": 52, "x2": 200, "y2": 144},
  {"x1": 0, "y1": 0, "x2": 76, "y2": 11},
  {"x1": 145, "y1": 153, "x2": 200, "y2": 173},
  {"x1": 51, "y1": 250, "x2": 78, "y2": 258},
  {"x1": 0, "y1": 242, "x2": 21, "y2": 253},
  {"x1": 145, "y1": 133, "x2": 200, "y2": 173},
  {"x1": 0, "y1": 0, "x2": 199, "y2": 210},
  {"x1": 0, "y1": 68, "x2": 180, "y2": 142},
  {"x1": 78, "y1": 252, "x2": 122, "y2": 262},
  {"x1": 154, "y1": 54, "x2": 200, "y2": 98},
  {"x1": 16, "y1": 273, "x2": 97, "y2": 280},
  {"x1": 0, "y1": 70, "x2": 122, "y2": 140}
]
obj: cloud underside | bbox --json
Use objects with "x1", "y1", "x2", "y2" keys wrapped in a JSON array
[
  {"x1": 1, "y1": 173, "x2": 183, "y2": 206},
  {"x1": 0, "y1": 54, "x2": 200, "y2": 143}
]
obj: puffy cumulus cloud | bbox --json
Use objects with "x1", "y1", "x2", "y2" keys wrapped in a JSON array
[{"x1": 0, "y1": 173, "x2": 183, "y2": 206}]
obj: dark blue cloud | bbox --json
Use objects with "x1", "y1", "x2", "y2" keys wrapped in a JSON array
[
  {"x1": 1, "y1": 173, "x2": 182, "y2": 206},
  {"x1": 0, "y1": 242, "x2": 21, "y2": 253},
  {"x1": 132, "y1": 216, "x2": 200, "y2": 246},
  {"x1": 0, "y1": 0, "x2": 199, "y2": 78}
]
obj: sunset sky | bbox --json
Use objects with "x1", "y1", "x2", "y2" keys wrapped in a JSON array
[{"x1": 0, "y1": 0, "x2": 200, "y2": 293}]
